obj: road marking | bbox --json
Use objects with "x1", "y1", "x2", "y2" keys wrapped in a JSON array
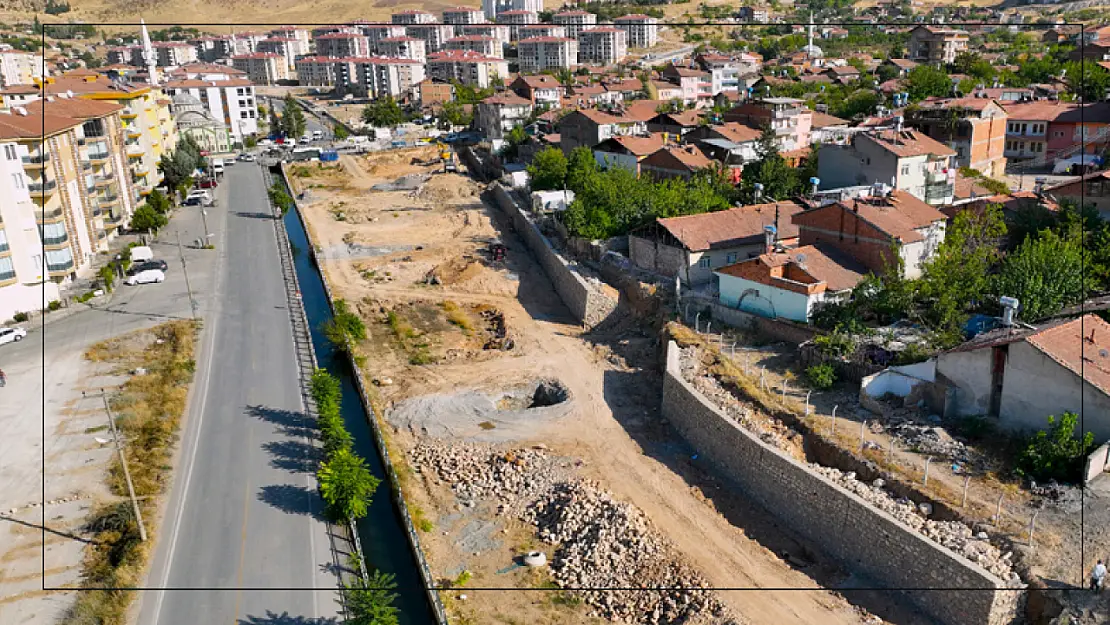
[{"x1": 231, "y1": 433, "x2": 252, "y2": 625}]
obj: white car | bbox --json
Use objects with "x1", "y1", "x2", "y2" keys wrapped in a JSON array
[
  {"x1": 125, "y1": 269, "x2": 165, "y2": 285},
  {"x1": 0, "y1": 326, "x2": 27, "y2": 345},
  {"x1": 239, "y1": 152, "x2": 256, "y2": 162},
  {"x1": 258, "y1": 138, "x2": 273, "y2": 147}
]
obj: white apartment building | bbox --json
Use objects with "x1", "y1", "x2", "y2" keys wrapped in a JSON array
[
  {"x1": 392, "y1": 10, "x2": 437, "y2": 25},
  {"x1": 0, "y1": 48, "x2": 45, "y2": 87},
  {"x1": 482, "y1": 0, "x2": 543, "y2": 21},
  {"x1": 314, "y1": 32, "x2": 372, "y2": 58},
  {"x1": 153, "y1": 42, "x2": 199, "y2": 67},
  {"x1": 0, "y1": 139, "x2": 57, "y2": 320},
  {"x1": 614, "y1": 14, "x2": 659, "y2": 49},
  {"x1": 578, "y1": 27, "x2": 627, "y2": 65},
  {"x1": 106, "y1": 47, "x2": 133, "y2": 66},
  {"x1": 406, "y1": 24, "x2": 456, "y2": 53},
  {"x1": 443, "y1": 7, "x2": 486, "y2": 25},
  {"x1": 334, "y1": 57, "x2": 425, "y2": 99},
  {"x1": 498, "y1": 11, "x2": 539, "y2": 41},
  {"x1": 162, "y1": 77, "x2": 260, "y2": 141},
  {"x1": 295, "y1": 56, "x2": 338, "y2": 86},
  {"x1": 359, "y1": 23, "x2": 408, "y2": 47},
  {"x1": 269, "y1": 26, "x2": 311, "y2": 48},
  {"x1": 517, "y1": 37, "x2": 577, "y2": 72},
  {"x1": 458, "y1": 24, "x2": 511, "y2": 52},
  {"x1": 427, "y1": 50, "x2": 508, "y2": 88},
  {"x1": 231, "y1": 53, "x2": 290, "y2": 85},
  {"x1": 193, "y1": 36, "x2": 238, "y2": 62},
  {"x1": 446, "y1": 35, "x2": 500, "y2": 58},
  {"x1": 378, "y1": 36, "x2": 427, "y2": 63},
  {"x1": 256, "y1": 37, "x2": 309, "y2": 70},
  {"x1": 554, "y1": 10, "x2": 597, "y2": 39},
  {"x1": 519, "y1": 24, "x2": 567, "y2": 40}
]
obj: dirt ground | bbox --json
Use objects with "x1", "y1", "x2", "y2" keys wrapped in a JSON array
[{"x1": 293, "y1": 149, "x2": 911, "y2": 625}]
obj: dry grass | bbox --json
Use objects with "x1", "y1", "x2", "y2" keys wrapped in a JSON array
[{"x1": 441, "y1": 300, "x2": 474, "y2": 333}]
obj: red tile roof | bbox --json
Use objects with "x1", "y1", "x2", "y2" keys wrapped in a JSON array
[
  {"x1": 863, "y1": 129, "x2": 957, "y2": 158},
  {"x1": 655, "y1": 200, "x2": 805, "y2": 251},
  {"x1": 1026, "y1": 315, "x2": 1110, "y2": 395},
  {"x1": 794, "y1": 190, "x2": 947, "y2": 243}
]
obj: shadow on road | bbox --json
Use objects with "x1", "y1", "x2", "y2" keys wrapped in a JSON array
[
  {"x1": 257, "y1": 484, "x2": 326, "y2": 521},
  {"x1": 237, "y1": 611, "x2": 338, "y2": 625},
  {"x1": 233, "y1": 211, "x2": 278, "y2": 220},
  {"x1": 0, "y1": 514, "x2": 96, "y2": 544},
  {"x1": 261, "y1": 439, "x2": 321, "y2": 474},
  {"x1": 246, "y1": 404, "x2": 316, "y2": 439}
]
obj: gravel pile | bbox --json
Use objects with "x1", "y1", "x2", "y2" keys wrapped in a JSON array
[{"x1": 410, "y1": 441, "x2": 739, "y2": 624}]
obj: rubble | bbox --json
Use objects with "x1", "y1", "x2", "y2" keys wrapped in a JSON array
[{"x1": 410, "y1": 441, "x2": 739, "y2": 624}]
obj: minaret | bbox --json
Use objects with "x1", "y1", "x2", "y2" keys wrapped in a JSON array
[
  {"x1": 141, "y1": 18, "x2": 158, "y2": 86},
  {"x1": 807, "y1": 12, "x2": 814, "y2": 60}
]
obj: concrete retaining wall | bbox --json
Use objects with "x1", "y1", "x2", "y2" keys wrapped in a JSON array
[
  {"x1": 660, "y1": 340, "x2": 1020, "y2": 625},
  {"x1": 1086, "y1": 442, "x2": 1110, "y2": 484},
  {"x1": 490, "y1": 182, "x2": 618, "y2": 328}
]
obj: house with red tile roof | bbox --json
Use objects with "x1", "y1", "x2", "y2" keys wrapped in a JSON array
[{"x1": 592, "y1": 133, "x2": 664, "y2": 174}]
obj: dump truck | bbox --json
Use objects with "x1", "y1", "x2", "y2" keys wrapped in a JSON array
[{"x1": 442, "y1": 147, "x2": 458, "y2": 173}]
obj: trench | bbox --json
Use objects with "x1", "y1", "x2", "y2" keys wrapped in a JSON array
[{"x1": 282, "y1": 191, "x2": 436, "y2": 625}]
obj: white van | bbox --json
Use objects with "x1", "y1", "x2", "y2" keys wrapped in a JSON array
[
  {"x1": 312, "y1": 130, "x2": 324, "y2": 140},
  {"x1": 125, "y1": 269, "x2": 165, "y2": 285},
  {"x1": 212, "y1": 158, "x2": 225, "y2": 175},
  {"x1": 130, "y1": 245, "x2": 154, "y2": 263}
]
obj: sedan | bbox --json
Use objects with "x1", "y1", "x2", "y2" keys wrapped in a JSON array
[
  {"x1": 197, "y1": 178, "x2": 218, "y2": 189},
  {"x1": 239, "y1": 153, "x2": 256, "y2": 162},
  {"x1": 0, "y1": 326, "x2": 27, "y2": 345},
  {"x1": 124, "y1": 269, "x2": 165, "y2": 285},
  {"x1": 126, "y1": 260, "x2": 169, "y2": 276}
]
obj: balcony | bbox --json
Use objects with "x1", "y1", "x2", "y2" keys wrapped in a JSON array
[
  {"x1": 28, "y1": 179, "x2": 58, "y2": 195},
  {"x1": 42, "y1": 231, "x2": 69, "y2": 247},
  {"x1": 0, "y1": 269, "x2": 15, "y2": 282},
  {"x1": 21, "y1": 152, "x2": 51, "y2": 170},
  {"x1": 0, "y1": 240, "x2": 8, "y2": 253},
  {"x1": 82, "y1": 161, "x2": 92, "y2": 172},
  {"x1": 35, "y1": 207, "x2": 64, "y2": 221},
  {"x1": 86, "y1": 147, "x2": 110, "y2": 162},
  {"x1": 121, "y1": 107, "x2": 138, "y2": 119},
  {"x1": 47, "y1": 258, "x2": 74, "y2": 272},
  {"x1": 127, "y1": 144, "x2": 145, "y2": 157},
  {"x1": 97, "y1": 229, "x2": 107, "y2": 240},
  {"x1": 924, "y1": 182, "x2": 955, "y2": 204},
  {"x1": 95, "y1": 172, "x2": 116, "y2": 187},
  {"x1": 127, "y1": 129, "x2": 143, "y2": 139},
  {"x1": 98, "y1": 194, "x2": 121, "y2": 208}
]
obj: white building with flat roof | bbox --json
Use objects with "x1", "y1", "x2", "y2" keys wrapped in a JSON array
[
  {"x1": 314, "y1": 32, "x2": 372, "y2": 58},
  {"x1": 162, "y1": 77, "x2": 260, "y2": 141},
  {"x1": 497, "y1": 10, "x2": 538, "y2": 41},
  {"x1": 578, "y1": 27, "x2": 627, "y2": 66},
  {"x1": 377, "y1": 36, "x2": 427, "y2": 63},
  {"x1": 392, "y1": 10, "x2": 436, "y2": 25},
  {"x1": 406, "y1": 24, "x2": 456, "y2": 53},
  {"x1": 614, "y1": 14, "x2": 659, "y2": 48},
  {"x1": 554, "y1": 10, "x2": 597, "y2": 39},
  {"x1": 443, "y1": 7, "x2": 486, "y2": 25},
  {"x1": 517, "y1": 36, "x2": 577, "y2": 72},
  {"x1": 427, "y1": 50, "x2": 508, "y2": 88},
  {"x1": 446, "y1": 35, "x2": 501, "y2": 58},
  {"x1": 230, "y1": 53, "x2": 290, "y2": 85},
  {"x1": 0, "y1": 139, "x2": 57, "y2": 320},
  {"x1": 458, "y1": 24, "x2": 510, "y2": 52}
]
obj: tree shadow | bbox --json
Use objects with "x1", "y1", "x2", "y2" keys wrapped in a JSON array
[
  {"x1": 262, "y1": 439, "x2": 322, "y2": 474},
  {"x1": 233, "y1": 211, "x2": 278, "y2": 220},
  {"x1": 257, "y1": 484, "x2": 326, "y2": 521},
  {"x1": 246, "y1": 404, "x2": 317, "y2": 438},
  {"x1": 237, "y1": 611, "x2": 338, "y2": 625}
]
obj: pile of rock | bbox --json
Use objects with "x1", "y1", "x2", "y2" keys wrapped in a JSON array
[
  {"x1": 810, "y1": 466, "x2": 1020, "y2": 583},
  {"x1": 410, "y1": 441, "x2": 738, "y2": 624},
  {"x1": 885, "y1": 417, "x2": 973, "y2": 463}
]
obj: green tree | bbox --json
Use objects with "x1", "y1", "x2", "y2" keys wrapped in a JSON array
[
  {"x1": 345, "y1": 570, "x2": 400, "y2": 625},
  {"x1": 281, "y1": 95, "x2": 306, "y2": 138},
  {"x1": 158, "y1": 147, "x2": 195, "y2": 197},
  {"x1": 527, "y1": 146, "x2": 568, "y2": 191},
  {"x1": 146, "y1": 189, "x2": 170, "y2": 215},
  {"x1": 129, "y1": 205, "x2": 167, "y2": 234},
  {"x1": 906, "y1": 64, "x2": 953, "y2": 101},
  {"x1": 918, "y1": 204, "x2": 1006, "y2": 330},
  {"x1": 1064, "y1": 60, "x2": 1110, "y2": 101},
  {"x1": 739, "y1": 125, "x2": 798, "y2": 202},
  {"x1": 268, "y1": 181, "x2": 294, "y2": 216},
  {"x1": 362, "y1": 95, "x2": 406, "y2": 127},
  {"x1": 441, "y1": 99, "x2": 472, "y2": 127},
  {"x1": 566, "y1": 146, "x2": 600, "y2": 193},
  {"x1": 333, "y1": 123, "x2": 349, "y2": 140},
  {"x1": 833, "y1": 90, "x2": 880, "y2": 119},
  {"x1": 1017, "y1": 412, "x2": 1096, "y2": 483},
  {"x1": 992, "y1": 229, "x2": 1088, "y2": 321},
  {"x1": 317, "y1": 447, "x2": 380, "y2": 521}
]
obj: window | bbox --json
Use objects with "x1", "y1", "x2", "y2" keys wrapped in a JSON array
[
  {"x1": 726, "y1": 252, "x2": 737, "y2": 264},
  {"x1": 240, "y1": 110, "x2": 249, "y2": 119},
  {"x1": 1053, "y1": 130, "x2": 1065, "y2": 138},
  {"x1": 11, "y1": 173, "x2": 23, "y2": 189},
  {"x1": 698, "y1": 256, "x2": 711, "y2": 268},
  {"x1": 1005, "y1": 140, "x2": 1013, "y2": 151},
  {"x1": 3, "y1": 144, "x2": 15, "y2": 160},
  {"x1": 1007, "y1": 122, "x2": 1017, "y2": 133},
  {"x1": 901, "y1": 164, "x2": 910, "y2": 175}
]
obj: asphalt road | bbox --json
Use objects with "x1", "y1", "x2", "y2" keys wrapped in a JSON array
[{"x1": 136, "y1": 162, "x2": 338, "y2": 625}]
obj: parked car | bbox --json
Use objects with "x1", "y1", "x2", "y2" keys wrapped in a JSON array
[
  {"x1": 126, "y1": 260, "x2": 168, "y2": 275},
  {"x1": 312, "y1": 130, "x2": 324, "y2": 140},
  {"x1": 239, "y1": 152, "x2": 256, "y2": 162},
  {"x1": 124, "y1": 269, "x2": 165, "y2": 285},
  {"x1": 0, "y1": 326, "x2": 27, "y2": 345},
  {"x1": 258, "y1": 138, "x2": 273, "y2": 147},
  {"x1": 198, "y1": 178, "x2": 218, "y2": 189},
  {"x1": 130, "y1": 245, "x2": 154, "y2": 262}
]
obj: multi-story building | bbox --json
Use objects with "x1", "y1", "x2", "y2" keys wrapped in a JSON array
[
  {"x1": 1001, "y1": 100, "x2": 1077, "y2": 165},
  {"x1": 578, "y1": 27, "x2": 627, "y2": 66},
  {"x1": 417, "y1": 79, "x2": 455, "y2": 107},
  {"x1": 476, "y1": 91, "x2": 533, "y2": 139},
  {"x1": 193, "y1": 36, "x2": 238, "y2": 62},
  {"x1": 269, "y1": 26, "x2": 311, "y2": 49},
  {"x1": 256, "y1": 37, "x2": 309, "y2": 70},
  {"x1": 106, "y1": 47, "x2": 133, "y2": 66},
  {"x1": 295, "y1": 56, "x2": 339, "y2": 86},
  {"x1": 392, "y1": 10, "x2": 437, "y2": 25},
  {"x1": 497, "y1": 10, "x2": 538, "y2": 41},
  {"x1": 446, "y1": 35, "x2": 501, "y2": 58},
  {"x1": 818, "y1": 128, "x2": 958, "y2": 206},
  {"x1": 696, "y1": 53, "x2": 757, "y2": 94},
  {"x1": 482, "y1": 0, "x2": 543, "y2": 21},
  {"x1": 907, "y1": 25, "x2": 969, "y2": 65},
  {"x1": 359, "y1": 23, "x2": 409, "y2": 47},
  {"x1": 443, "y1": 7, "x2": 486, "y2": 25},
  {"x1": 554, "y1": 10, "x2": 597, "y2": 39},
  {"x1": 510, "y1": 74, "x2": 562, "y2": 108},
  {"x1": 907, "y1": 97, "x2": 1008, "y2": 178},
  {"x1": 724, "y1": 97, "x2": 812, "y2": 152},
  {"x1": 427, "y1": 51, "x2": 508, "y2": 88},
  {"x1": 517, "y1": 37, "x2": 577, "y2": 72},
  {"x1": 152, "y1": 42, "x2": 199, "y2": 67},
  {"x1": 406, "y1": 24, "x2": 456, "y2": 53},
  {"x1": 0, "y1": 84, "x2": 40, "y2": 111},
  {"x1": 0, "y1": 47, "x2": 45, "y2": 87},
  {"x1": 458, "y1": 24, "x2": 511, "y2": 52},
  {"x1": 231, "y1": 52, "x2": 291, "y2": 85},
  {"x1": 314, "y1": 32, "x2": 372, "y2": 58},
  {"x1": 737, "y1": 6, "x2": 769, "y2": 23},
  {"x1": 162, "y1": 76, "x2": 259, "y2": 143},
  {"x1": 232, "y1": 32, "x2": 271, "y2": 55},
  {"x1": 519, "y1": 24, "x2": 567, "y2": 40},
  {"x1": 333, "y1": 57, "x2": 426, "y2": 99},
  {"x1": 614, "y1": 14, "x2": 659, "y2": 49},
  {"x1": 378, "y1": 36, "x2": 427, "y2": 63},
  {"x1": 0, "y1": 137, "x2": 58, "y2": 318}
]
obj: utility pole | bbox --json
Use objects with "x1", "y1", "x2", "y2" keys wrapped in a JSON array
[
  {"x1": 93, "y1": 390, "x2": 147, "y2": 542},
  {"x1": 199, "y1": 206, "x2": 211, "y2": 248},
  {"x1": 176, "y1": 231, "x2": 198, "y2": 320}
]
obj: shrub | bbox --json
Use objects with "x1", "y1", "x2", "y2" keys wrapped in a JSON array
[
  {"x1": 813, "y1": 331, "x2": 856, "y2": 359},
  {"x1": 12, "y1": 311, "x2": 28, "y2": 322},
  {"x1": 318, "y1": 447, "x2": 381, "y2": 521},
  {"x1": 48, "y1": 300, "x2": 62, "y2": 312},
  {"x1": 98, "y1": 265, "x2": 116, "y2": 292},
  {"x1": 345, "y1": 570, "x2": 399, "y2": 625},
  {"x1": 1017, "y1": 412, "x2": 1096, "y2": 483},
  {"x1": 806, "y1": 363, "x2": 836, "y2": 389}
]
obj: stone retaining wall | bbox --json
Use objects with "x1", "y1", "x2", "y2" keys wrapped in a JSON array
[
  {"x1": 660, "y1": 340, "x2": 1021, "y2": 625},
  {"x1": 490, "y1": 182, "x2": 618, "y2": 328}
]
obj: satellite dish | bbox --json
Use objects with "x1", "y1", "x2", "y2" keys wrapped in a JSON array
[{"x1": 795, "y1": 253, "x2": 807, "y2": 263}]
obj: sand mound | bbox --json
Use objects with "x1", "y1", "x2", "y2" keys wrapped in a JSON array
[{"x1": 418, "y1": 173, "x2": 483, "y2": 204}]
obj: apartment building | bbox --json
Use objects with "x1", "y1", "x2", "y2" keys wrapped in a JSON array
[
  {"x1": 0, "y1": 138, "x2": 57, "y2": 319},
  {"x1": 443, "y1": 7, "x2": 486, "y2": 25},
  {"x1": 193, "y1": 36, "x2": 238, "y2": 62},
  {"x1": 406, "y1": 24, "x2": 456, "y2": 53},
  {"x1": 476, "y1": 91, "x2": 533, "y2": 139},
  {"x1": 482, "y1": 0, "x2": 543, "y2": 20},
  {"x1": 519, "y1": 24, "x2": 567, "y2": 40},
  {"x1": 392, "y1": 10, "x2": 436, "y2": 25},
  {"x1": 724, "y1": 97, "x2": 812, "y2": 152},
  {"x1": 378, "y1": 36, "x2": 427, "y2": 62},
  {"x1": 661, "y1": 64, "x2": 708, "y2": 102},
  {"x1": 0, "y1": 48, "x2": 45, "y2": 86},
  {"x1": 577, "y1": 27, "x2": 627, "y2": 66},
  {"x1": 510, "y1": 74, "x2": 562, "y2": 108},
  {"x1": 269, "y1": 26, "x2": 311, "y2": 48},
  {"x1": 152, "y1": 42, "x2": 199, "y2": 67},
  {"x1": 333, "y1": 57, "x2": 425, "y2": 98},
  {"x1": 614, "y1": 14, "x2": 659, "y2": 49},
  {"x1": 818, "y1": 129, "x2": 957, "y2": 206},
  {"x1": 554, "y1": 10, "x2": 597, "y2": 39},
  {"x1": 446, "y1": 35, "x2": 501, "y2": 58},
  {"x1": 0, "y1": 84, "x2": 39, "y2": 110},
  {"x1": 737, "y1": 6, "x2": 769, "y2": 23},
  {"x1": 233, "y1": 32, "x2": 271, "y2": 55},
  {"x1": 231, "y1": 52, "x2": 290, "y2": 85},
  {"x1": 1001, "y1": 100, "x2": 1078, "y2": 165},
  {"x1": 907, "y1": 97, "x2": 1008, "y2": 177},
  {"x1": 256, "y1": 37, "x2": 309, "y2": 70},
  {"x1": 458, "y1": 24, "x2": 511, "y2": 52},
  {"x1": 359, "y1": 23, "x2": 408, "y2": 47},
  {"x1": 106, "y1": 47, "x2": 133, "y2": 66},
  {"x1": 497, "y1": 10, "x2": 539, "y2": 41},
  {"x1": 162, "y1": 77, "x2": 259, "y2": 142},
  {"x1": 517, "y1": 37, "x2": 577, "y2": 72},
  {"x1": 696, "y1": 53, "x2": 759, "y2": 94},
  {"x1": 314, "y1": 32, "x2": 372, "y2": 58},
  {"x1": 907, "y1": 25, "x2": 969, "y2": 65},
  {"x1": 427, "y1": 50, "x2": 508, "y2": 88},
  {"x1": 295, "y1": 56, "x2": 338, "y2": 86}
]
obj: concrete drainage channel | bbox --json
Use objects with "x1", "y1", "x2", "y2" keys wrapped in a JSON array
[{"x1": 271, "y1": 165, "x2": 444, "y2": 624}]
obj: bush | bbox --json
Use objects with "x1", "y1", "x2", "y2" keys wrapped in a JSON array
[
  {"x1": 12, "y1": 311, "x2": 28, "y2": 322},
  {"x1": 98, "y1": 265, "x2": 116, "y2": 292},
  {"x1": 806, "y1": 363, "x2": 837, "y2": 389},
  {"x1": 317, "y1": 447, "x2": 380, "y2": 521},
  {"x1": 813, "y1": 331, "x2": 856, "y2": 359},
  {"x1": 322, "y1": 299, "x2": 366, "y2": 354},
  {"x1": 1017, "y1": 412, "x2": 1096, "y2": 483},
  {"x1": 47, "y1": 300, "x2": 62, "y2": 312},
  {"x1": 345, "y1": 570, "x2": 399, "y2": 625}
]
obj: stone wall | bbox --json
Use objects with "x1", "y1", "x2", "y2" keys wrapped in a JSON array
[
  {"x1": 660, "y1": 340, "x2": 1020, "y2": 625},
  {"x1": 490, "y1": 182, "x2": 618, "y2": 328}
]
